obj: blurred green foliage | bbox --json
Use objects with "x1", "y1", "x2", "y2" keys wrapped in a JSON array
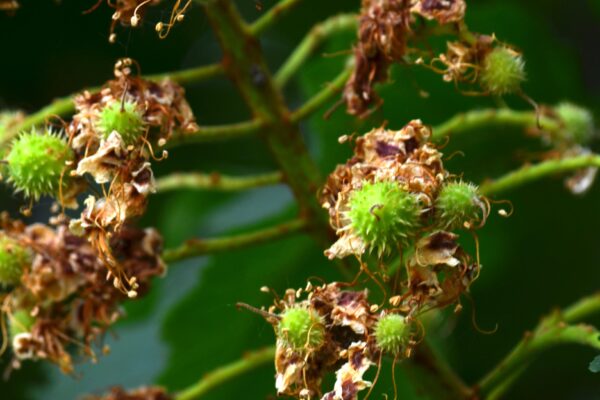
[{"x1": 1, "y1": 0, "x2": 600, "y2": 399}]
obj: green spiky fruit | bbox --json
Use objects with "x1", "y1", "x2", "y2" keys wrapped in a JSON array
[
  {"x1": 480, "y1": 47, "x2": 526, "y2": 95},
  {"x1": 348, "y1": 181, "x2": 421, "y2": 253},
  {"x1": 96, "y1": 101, "x2": 145, "y2": 145},
  {"x1": 277, "y1": 307, "x2": 325, "y2": 351},
  {"x1": 375, "y1": 314, "x2": 408, "y2": 355},
  {"x1": 0, "y1": 235, "x2": 30, "y2": 286},
  {"x1": 6, "y1": 130, "x2": 73, "y2": 199},
  {"x1": 9, "y1": 309, "x2": 35, "y2": 339},
  {"x1": 555, "y1": 102, "x2": 595, "y2": 145},
  {"x1": 436, "y1": 182, "x2": 481, "y2": 229}
]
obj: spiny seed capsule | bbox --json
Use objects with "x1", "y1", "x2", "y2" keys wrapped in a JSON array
[
  {"x1": 436, "y1": 181, "x2": 482, "y2": 229},
  {"x1": 9, "y1": 309, "x2": 35, "y2": 339},
  {"x1": 375, "y1": 314, "x2": 408, "y2": 355},
  {"x1": 0, "y1": 234, "x2": 30, "y2": 286},
  {"x1": 555, "y1": 102, "x2": 595, "y2": 145},
  {"x1": 96, "y1": 100, "x2": 145, "y2": 145},
  {"x1": 6, "y1": 130, "x2": 73, "y2": 200},
  {"x1": 277, "y1": 307, "x2": 325, "y2": 351},
  {"x1": 348, "y1": 181, "x2": 421, "y2": 253},
  {"x1": 480, "y1": 47, "x2": 526, "y2": 95}
]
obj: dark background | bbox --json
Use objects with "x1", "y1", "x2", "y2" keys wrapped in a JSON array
[{"x1": 1, "y1": 0, "x2": 600, "y2": 398}]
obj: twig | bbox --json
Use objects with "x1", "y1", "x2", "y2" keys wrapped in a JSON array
[
  {"x1": 201, "y1": 0, "x2": 328, "y2": 233},
  {"x1": 476, "y1": 292, "x2": 600, "y2": 398},
  {"x1": 432, "y1": 108, "x2": 560, "y2": 142},
  {"x1": 291, "y1": 64, "x2": 353, "y2": 123},
  {"x1": 162, "y1": 218, "x2": 307, "y2": 263},
  {"x1": 156, "y1": 171, "x2": 283, "y2": 192},
  {"x1": 174, "y1": 346, "x2": 276, "y2": 400},
  {"x1": 167, "y1": 119, "x2": 264, "y2": 146},
  {"x1": 250, "y1": 0, "x2": 304, "y2": 35},
  {"x1": 274, "y1": 13, "x2": 357, "y2": 88},
  {"x1": 480, "y1": 154, "x2": 600, "y2": 196}
]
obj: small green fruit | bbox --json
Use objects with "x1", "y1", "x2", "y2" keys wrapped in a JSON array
[
  {"x1": 480, "y1": 47, "x2": 526, "y2": 95},
  {"x1": 9, "y1": 309, "x2": 35, "y2": 339},
  {"x1": 436, "y1": 181, "x2": 482, "y2": 229},
  {"x1": 555, "y1": 102, "x2": 595, "y2": 145},
  {"x1": 278, "y1": 307, "x2": 325, "y2": 351},
  {"x1": 6, "y1": 130, "x2": 73, "y2": 200},
  {"x1": 96, "y1": 101, "x2": 145, "y2": 145},
  {"x1": 348, "y1": 181, "x2": 421, "y2": 254},
  {"x1": 0, "y1": 235, "x2": 30, "y2": 286},
  {"x1": 375, "y1": 314, "x2": 408, "y2": 355}
]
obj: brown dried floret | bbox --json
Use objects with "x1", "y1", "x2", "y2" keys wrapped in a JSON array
[
  {"x1": 410, "y1": 0, "x2": 466, "y2": 24},
  {"x1": 321, "y1": 342, "x2": 374, "y2": 400},
  {"x1": 424, "y1": 35, "x2": 495, "y2": 88},
  {"x1": 405, "y1": 231, "x2": 477, "y2": 312},
  {"x1": 83, "y1": 386, "x2": 172, "y2": 400},
  {"x1": 345, "y1": 0, "x2": 414, "y2": 116}
]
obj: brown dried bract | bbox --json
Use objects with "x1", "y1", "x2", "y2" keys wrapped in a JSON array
[{"x1": 411, "y1": 0, "x2": 466, "y2": 24}]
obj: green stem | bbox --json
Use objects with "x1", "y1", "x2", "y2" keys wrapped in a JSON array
[
  {"x1": 145, "y1": 63, "x2": 223, "y2": 86},
  {"x1": 156, "y1": 171, "x2": 283, "y2": 192},
  {"x1": 432, "y1": 108, "x2": 560, "y2": 142},
  {"x1": 162, "y1": 218, "x2": 307, "y2": 263},
  {"x1": 4, "y1": 64, "x2": 223, "y2": 146},
  {"x1": 201, "y1": 0, "x2": 329, "y2": 232},
  {"x1": 480, "y1": 154, "x2": 600, "y2": 196},
  {"x1": 167, "y1": 119, "x2": 264, "y2": 146},
  {"x1": 174, "y1": 346, "x2": 275, "y2": 400},
  {"x1": 274, "y1": 13, "x2": 357, "y2": 88},
  {"x1": 477, "y1": 293, "x2": 600, "y2": 398},
  {"x1": 563, "y1": 292, "x2": 600, "y2": 323},
  {"x1": 291, "y1": 63, "x2": 353, "y2": 123},
  {"x1": 250, "y1": 0, "x2": 303, "y2": 35}
]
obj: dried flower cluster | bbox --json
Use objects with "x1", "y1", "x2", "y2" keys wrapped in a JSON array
[
  {"x1": 0, "y1": 213, "x2": 165, "y2": 373},
  {"x1": 0, "y1": 58, "x2": 197, "y2": 374},
  {"x1": 251, "y1": 122, "x2": 489, "y2": 398},
  {"x1": 64, "y1": 58, "x2": 196, "y2": 296},
  {"x1": 260, "y1": 282, "x2": 418, "y2": 400},
  {"x1": 320, "y1": 119, "x2": 486, "y2": 310},
  {"x1": 345, "y1": 0, "x2": 466, "y2": 116}
]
